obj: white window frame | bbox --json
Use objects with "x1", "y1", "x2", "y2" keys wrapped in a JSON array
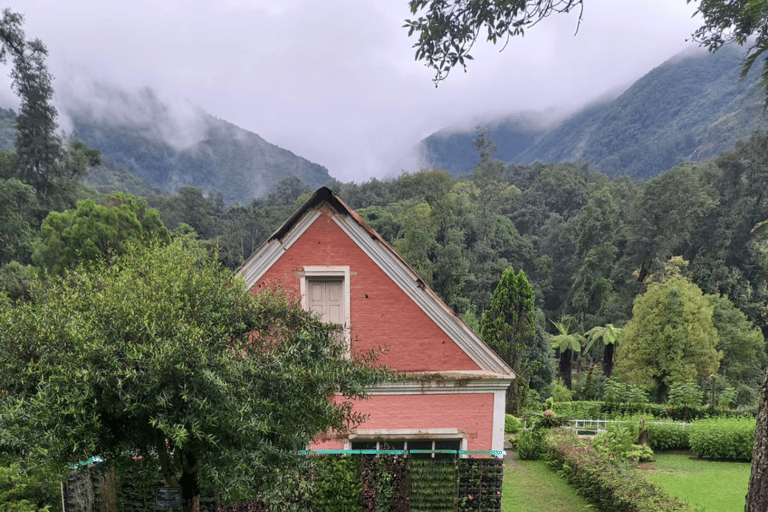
[{"x1": 300, "y1": 266, "x2": 351, "y2": 353}]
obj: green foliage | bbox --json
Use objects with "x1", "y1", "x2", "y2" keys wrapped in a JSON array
[
  {"x1": 0, "y1": 261, "x2": 37, "y2": 302},
  {"x1": 645, "y1": 422, "x2": 691, "y2": 452},
  {"x1": 550, "y1": 382, "x2": 573, "y2": 402},
  {"x1": 481, "y1": 266, "x2": 536, "y2": 414},
  {"x1": 456, "y1": 459, "x2": 503, "y2": 512},
  {"x1": 667, "y1": 383, "x2": 704, "y2": 408},
  {"x1": 0, "y1": 178, "x2": 37, "y2": 265},
  {"x1": 0, "y1": 465, "x2": 51, "y2": 512},
  {"x1": 409, "y1": 460, "x2": 456, "y2": 512},
  {"x1": 708, "y1": 294, "x2": 766, "y2": 390},
  {"x1": 694, "y1": 0, "x2": 768, "y2": 105},
  {"x1": 548, "y1": 401, "x2": 603, "y2": 420},
  {"x1": 592, "y1": 426, "x2": 654, "y2": 463},
  {"x1": 504, "y1": 414, "x2": 522, "y2": 434},
  {"x1": 515, "y1": 429, "x2": 545, "y2": 461},
  {"x1": 0, "y1": 240, "x2": 388, "y2": 504},
  {"x1": 604, "y1": 379, "x2": 649, "y2": 407},
  {"x1": 33, "y1": 192, "x2": 171, "y2": 274},
  {"x1": 314, "y1": 456, "x2": 362, "y2": 512},
  {"x1": 545, "y1": 429, "x2": 695, "y2": 512},
  {"x1": 689, "y1": 418, "x2": 756, "y2": 461},
  {"x1": 615, "y1": 276, "x2": 722, "y2": 394}
]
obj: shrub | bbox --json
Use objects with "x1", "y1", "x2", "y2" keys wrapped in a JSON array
[
  {"x1": 604, "y1": 380, "x2": 649, "y2": 407},
  {"x1": 0, "y1": 464, "x2": 54, "y2": 512},
  {"x1": 689, "y1": 418, "x2": 755, "y2": 460},
  {"x1": 645, "y1": 421, "x2": 691, "y2": 451},
  {"x1": 505, "y1": 415, "x2": 522, "y2": 434},
  {"x1": 592, "y1": 427, "x2": 654, "y2": 463},
  {"x1": 545, "y1": 429, "x2": 695, "y2": 512},
  {"x1": 551, "y1": 382, "x2": 573, "y2": 402},
  {"x1": 516, "y1": 430, "x2": 545, "y2": 460},
  {"x1": 668, "y1": 383, "x2": 703, "y2": 408},
  {"x1": 550, "y1": 401, "x2": 603, "y2": 419}
]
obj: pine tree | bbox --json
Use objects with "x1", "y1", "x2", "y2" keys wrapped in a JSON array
[{"x1": 481, "y1": 267, "x2": 535, "y2": 414}]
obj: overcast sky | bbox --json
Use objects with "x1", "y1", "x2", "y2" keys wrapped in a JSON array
[{"x1": 4, "y1": 0, "x2": 704, "y2": 183}]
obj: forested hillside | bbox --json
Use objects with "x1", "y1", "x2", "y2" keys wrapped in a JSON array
[
  {"x1": 0, "y1": 84, "x2": 333, "y2": 205},
  {"x1": 418, "y1": 46, "x2": 768, "y2": 180}
]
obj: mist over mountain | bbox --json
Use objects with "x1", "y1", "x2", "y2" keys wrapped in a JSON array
[
  {"x1": 59, "y1": 83, "x2": 332, "y2": 204},
  {"x1": 408, "y1": 46, "x2": 768, "y2": 180}
]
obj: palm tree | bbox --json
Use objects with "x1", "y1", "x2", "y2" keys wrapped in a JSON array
[
  {"x1": 584, "y1": 324, "x2": 621, "y2": 378},
  {"x1": 549, "y1": 320, "x2": 583, "y2": 389}
]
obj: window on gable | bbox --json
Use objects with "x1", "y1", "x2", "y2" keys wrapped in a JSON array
[{"x1": 301, "y1": 266, "x2": 351, "y2": 352}]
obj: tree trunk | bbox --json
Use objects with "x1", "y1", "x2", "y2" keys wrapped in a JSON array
[
  {"x1": 560, "y1": 349, "x2": 573, "y2": 389},
  {"x1": 746, "y1": 364, "x2": 768, "y2": 511},
  {"x1": 603, "y1": 343, "x2": 615, "y2": 379},
  {"x1": 180, "y1": 451, "x2": 200, "y2": 512}
]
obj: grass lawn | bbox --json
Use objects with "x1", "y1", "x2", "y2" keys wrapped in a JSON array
[
  {"x1": 639, "y1": 453, "x2": 751, "y2": 512},
  {"x1": 502, "y1": 458, "x2": 592, "y2": 512}
]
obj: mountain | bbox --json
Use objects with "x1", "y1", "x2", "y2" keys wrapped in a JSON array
[
  {"x1": 61, "y1": 84, "x2": 332, "y2": 204},
  {"x1": 413, "y1": 46, "x2": 768, "y2": 180}
]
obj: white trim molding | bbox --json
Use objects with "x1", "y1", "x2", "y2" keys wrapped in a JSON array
[
  {"x1": 238, "y1": 210, "x2": 321, "y2": 290},
  {"x1": 331, "y1": 214, "x2": 514, "y2": 377}
]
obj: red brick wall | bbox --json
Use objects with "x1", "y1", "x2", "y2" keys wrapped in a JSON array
[
  {"x1": 312, "y1": 393, "x2": 495, "y2": 451},
  {"x1": 252, "y1": 207, "x2": 480, "y2": 372}
]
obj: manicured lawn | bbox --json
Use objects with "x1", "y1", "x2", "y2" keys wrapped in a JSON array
[
  {"x1": 640, "y1": 453, "x2": 750, "y2": 512},
  {"x1": 502, "y1": 459, "x2": 592, "y2": 512}
]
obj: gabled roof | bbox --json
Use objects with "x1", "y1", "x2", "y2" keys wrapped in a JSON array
[{"x1": 237, "y1": 187, "x2": 515, "y2": 379}]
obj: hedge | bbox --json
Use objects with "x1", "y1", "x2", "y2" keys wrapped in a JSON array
[
  {"x1": 689, "y1": 418, "x2": 756, "y2": 461},
  {"x1": 545, "y1": 429, "x2": 695, "y2": 512}
]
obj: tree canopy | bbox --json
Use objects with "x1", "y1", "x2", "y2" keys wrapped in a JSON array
[
  {"x1": 33, "y1": 192, "x2": 170, "y2": 274},
  {"x1": 481, "y1": 266, "x2": 536, "y2": 413},
  {"x1": 0, "y1": 240, "x2": 387, "y2": 512},
  {"x1": 614, "y1": 275, "x2": 722, "y2": 396}
]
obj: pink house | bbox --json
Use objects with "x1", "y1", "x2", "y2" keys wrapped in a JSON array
[{"x1": 237, "y1": 187, "x2": 515, "y2": 457}]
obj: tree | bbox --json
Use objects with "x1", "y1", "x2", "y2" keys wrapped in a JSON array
[
  {"x1": 708, "y1": 294, "x2": 765, "y2": 393},
  {"x1": 0, "y1": 178, "x2": 37, "y2": 266},
  {"x1": 0, "y1": 10, "x2": 99, "y2": 216},
  {"x1": 0, "y1": 240, "x2": 387, "y2": 512},
  {"x1": 405, "y1": 0, "x2": 768, "y2": 99},
  {"x1": 614, "y1": 275, "x2": 721, "y2": 399},
  {"x1": 626, "y1": 163, "x2": 717, "y2": 284},
  {"x1": 33, "y1": 192, "x2": 170, "y2": 274},
  {"x1": 481, "y1": 266, "x2": 536, "y2": 414},
  {"x1": 548, "y1": 318, "x2": 582, "y2": 390},
  {"x1": 584, "y1": 323, "x2": 620, "y2": 378}
]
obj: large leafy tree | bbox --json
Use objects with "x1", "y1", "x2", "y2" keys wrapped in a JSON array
[
  {"x1": 0, "y1": 240, "x2": 386, "y2": 512},
  {"x1": 614, "y1": 275, "x2": 722, "y2": 398},
  {"x1": 481, "y1": 266, "x2": 536, "y2": 414},
  {"x1": 33, "y1": 192, "x2": 170, "y2": 275},
  {"x1": 405, "y1": 0, "x2": 768, "y2": 100}
]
